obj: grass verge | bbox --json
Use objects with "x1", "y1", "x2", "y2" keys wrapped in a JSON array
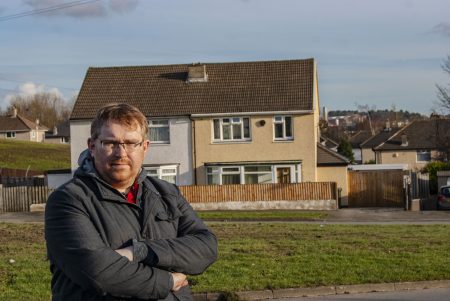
[
  {"x1": 1, "y1": 222, "x2": 450, "y2": 300},
  {"x1": 0, "y1": 139, "x2": 70, "y2": 172}
]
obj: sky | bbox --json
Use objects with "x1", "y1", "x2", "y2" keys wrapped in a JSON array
[{"x1": 0, "y1": 0, "x2": 449, "y2": 115}]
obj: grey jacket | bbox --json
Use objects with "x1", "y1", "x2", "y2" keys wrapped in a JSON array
[{"x1": 45, "y1": 152, "x2": 218, "y2": 301}]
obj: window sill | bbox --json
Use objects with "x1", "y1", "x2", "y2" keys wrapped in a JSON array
[
  {"x1": 212, "y1": 140, "x2": 252, "y2": 144},
  {"x1": 151, "y1": 142, "x2": 170, "y2": 146},
  {"x1": 273, "y1": 139, "x2": 294, "y2": 143}
]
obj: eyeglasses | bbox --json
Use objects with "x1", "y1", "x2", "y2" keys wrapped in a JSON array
[{"x1": 100, "y1": 140, "x2": 144, "y2": 153}]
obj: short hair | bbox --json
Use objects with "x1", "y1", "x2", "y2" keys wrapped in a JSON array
[{"x1": 90, "y1": 103, "x2": 148, "y2": 139}]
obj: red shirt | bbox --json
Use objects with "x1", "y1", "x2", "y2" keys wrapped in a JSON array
[{"x1": 126, "y1": 182, "x2": 139, "y2": 204}]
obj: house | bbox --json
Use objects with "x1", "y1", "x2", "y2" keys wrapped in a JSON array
[
  {"x1": 359, "y1": 126, "x2": 402, "y2": 164},
  {"x1": 348, "y1": 130, "x2": 373, "y2": 164},
  {"x1": 72, "y1": 59, "x2": 338, "y2": 191},
  {"x1": 0, "y1": 108, "x2": 48, "y2": 142},
  {"x1": 373, "y1": 118, "x2": 450, "y2": 170},
  {"x1": 45, "y1": 120, "x2": 70, "y2": 144}
]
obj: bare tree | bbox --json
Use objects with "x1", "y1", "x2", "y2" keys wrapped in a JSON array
[
  {"x1": 436, "y1": 54, "x2": 450, "y2": 113},
  {"x1": 7, "y1": 91, "x2": 73, "y2": 129}
]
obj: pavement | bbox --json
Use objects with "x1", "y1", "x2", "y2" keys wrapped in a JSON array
[
  {"x1": 2, "y1": 208, "x2": 450, "y2": 300},
  {"x1": 2, "y1": 207, "x2": 450, "y2": 224}
]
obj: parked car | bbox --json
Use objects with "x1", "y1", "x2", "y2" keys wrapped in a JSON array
[{"x1": 437, "y1": 185, "x2": 450, "y2": 210}]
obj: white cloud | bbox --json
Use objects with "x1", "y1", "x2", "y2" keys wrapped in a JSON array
[
  {"x1": 3, "y1": 82, "x2": 64, "y2": 105},
  {"x1": 22, "y1": 0, "x2": 139, "y2": 18}
]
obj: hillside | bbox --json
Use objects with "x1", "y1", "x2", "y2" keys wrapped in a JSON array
[{"x1": 0, "y1": 139, "x2": 70, "y2": 172}]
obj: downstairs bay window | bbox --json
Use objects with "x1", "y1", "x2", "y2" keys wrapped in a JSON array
[
  {"x1": 206, "y1": 163, "x2": 301, "y2": 185},
  {"x1": 145, "y1": 165, "x2": 178, "y2": 184}
]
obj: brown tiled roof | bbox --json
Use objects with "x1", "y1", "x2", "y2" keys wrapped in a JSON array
[
  {"x1": 374, "y1": 119, "x2": 450, "y2": 150},
  {"x1": 320, "y1": 135, "x2": 339, "y2": 149},
  {"x1": 360, "y1": 127, "x2": 402, "y2": 149},
  {"x1": 348, "y1": 130, "x2": 374, "y2": 148},
  {"x1": 317, "y1": 143, "x2": 349, "y2": 166},
  {"x1": 0, "y1": 114, "x2": 48, "y2": 132},
  {"x1": 71, "y1": 59, "x2": 315, "y2": 119}
]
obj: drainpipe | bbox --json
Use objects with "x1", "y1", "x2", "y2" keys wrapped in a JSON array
[{"x1": 190, "y1": 116, "x2": 197, "y2": 185}]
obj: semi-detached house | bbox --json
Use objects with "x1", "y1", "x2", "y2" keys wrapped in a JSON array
[{"x1": 71, "y1": 58, "x2": 345, "y2": 190}]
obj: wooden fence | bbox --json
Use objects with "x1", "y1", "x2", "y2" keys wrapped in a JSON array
[
  {"x1": 0, "y1": 185, "x2": 54, "y2": 212},
  {"x1": 0, "y1": 182, "x2": 337, "y2": 212},
  {"x1": 180, "y1": 182, "x2": 337, "y2": 203},
  {"x1": 348, "y1": 170, "x2": 407, "y2": 207}
]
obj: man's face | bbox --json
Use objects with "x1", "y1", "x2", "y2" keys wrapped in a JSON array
[{"x1": 88, "y1": 121, "x2": 149, "y2": 191}]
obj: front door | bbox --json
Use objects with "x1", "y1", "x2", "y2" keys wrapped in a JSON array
[{"x1": 276, "y1": 167, "x2": 291, "y2": 184}]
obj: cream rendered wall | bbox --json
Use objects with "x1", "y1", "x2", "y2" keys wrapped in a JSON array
[
  {"x1": 361, "y1": 147, "x2": 375, "y2": 163},
  {"x1": 379, "y1": 150, "x2": 437, "y2": 171},
  {"x1": 317, "y1": 166, "x2": 348, "y2": 206},
  {"x1": 193, "y1": 113, "x2": 317, "y2": 184}
]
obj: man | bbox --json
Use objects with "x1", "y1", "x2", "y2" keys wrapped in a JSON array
[{"x1": 45, "y1": 103, "x2": 218, "y2": 301}]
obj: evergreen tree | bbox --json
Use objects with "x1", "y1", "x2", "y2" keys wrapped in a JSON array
[{"x1": 337, "y1": 138, "x2": 354, "y2": 163}]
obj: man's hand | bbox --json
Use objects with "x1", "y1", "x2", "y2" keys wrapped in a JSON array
[
  {"x1": 115, "y1": 246, "x2": 133, "y2": 261},
  {"x1": 171, "y1": 272, "x2": 188, "y2": 292}
]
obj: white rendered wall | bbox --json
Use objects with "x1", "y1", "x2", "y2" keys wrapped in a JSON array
[
  {"x1": 146, "y1": 118, "x2": 193, "y2": 186},
  {"x1": 70, "y1": 120, "x2": 91, "y2": 172},
  {"x1": 70, "y1": 118, "x2": 193, "y2": 185}
]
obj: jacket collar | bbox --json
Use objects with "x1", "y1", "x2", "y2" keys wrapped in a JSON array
[{"x1": 74, "y1": 149, "x2": 160, "y2": 201}]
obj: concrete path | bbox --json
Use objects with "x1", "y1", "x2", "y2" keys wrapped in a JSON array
[{"x1": 1, "y1": 208, "x2": 450, "y2": 224}]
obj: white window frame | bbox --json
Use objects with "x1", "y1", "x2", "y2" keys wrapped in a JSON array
[
  {"x1": 149, "y1": 119, "x2": 170, "y2": 144},
  {"x1": 273, "y1": 115, "x2": 293, "y2": 141},
  {"x1": 31, "y1": 131, "x2": 36, "y2": 138},
  {"x1": 145, "y1": 165, "x2": 178, "y2": 184},
  {"x1": 416, "y1": 150, "x2": 431, "y2": 163},
  {"x1": 6, "y1": 132, "x2": 16, "y2": 138},
  {"x1": 212, "y1": 117, "x2": 251, "y2": 142},
  {"x1": 206, "y1": 164, "x2": 302, "y2": 185}
]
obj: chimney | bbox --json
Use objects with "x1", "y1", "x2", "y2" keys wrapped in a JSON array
[
  {"x1": 53, "y1": 126, "x2": 58, "y2": 136},
  {"x1": 187, "y1": 64, "x2": 208, "y2": 83},
  {"x1": 35, "y1": 119, "x2": 39, "y2": 130},
  {"x1": 401, "y1": 134, "x2": 408, "y2": 147},
  {"x1": 11, "y1": 106, "x2": 17, "y2": 118}
]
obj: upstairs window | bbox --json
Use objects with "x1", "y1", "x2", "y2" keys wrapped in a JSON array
[
  {"x1": 213, "y1": 117, "x2": 250, "y2": 142},
  {"x1": 149, "y1": 120, "x2": 170, "y2": 144},
  {"x1": 273, "y1": 116, "x2": 293, "y2": 140},
  {"x1": 416, "y1": 150, "x2": 431, "y2": 162}
]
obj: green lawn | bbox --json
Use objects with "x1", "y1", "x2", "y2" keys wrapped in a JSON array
[
  {"x1": 0, "y1": 139, "x2": 70, "y2": 172},
  {"x1": 1, "y1": 222, "x2": 450, "y2": 300}
]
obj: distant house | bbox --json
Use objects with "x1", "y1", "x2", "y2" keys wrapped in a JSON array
[
  {"x1": 359, "y1": 127, "x2": 402, "y2": 164},
  {"x1": 0, "y1": 108, "x2": 48, "y2": 142},
  {"x1": 45, "y1": 120, "x2": 70, "y2": 144},
  {"x1": 348, "y1": 130, "x2": 373, "y2": 164},
  {"x1": 374, "y1": 118, "x2": 450, "y2": 170},
  {"x1": 71, "y1": 59, "x2": 326, "y2": 187}
]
